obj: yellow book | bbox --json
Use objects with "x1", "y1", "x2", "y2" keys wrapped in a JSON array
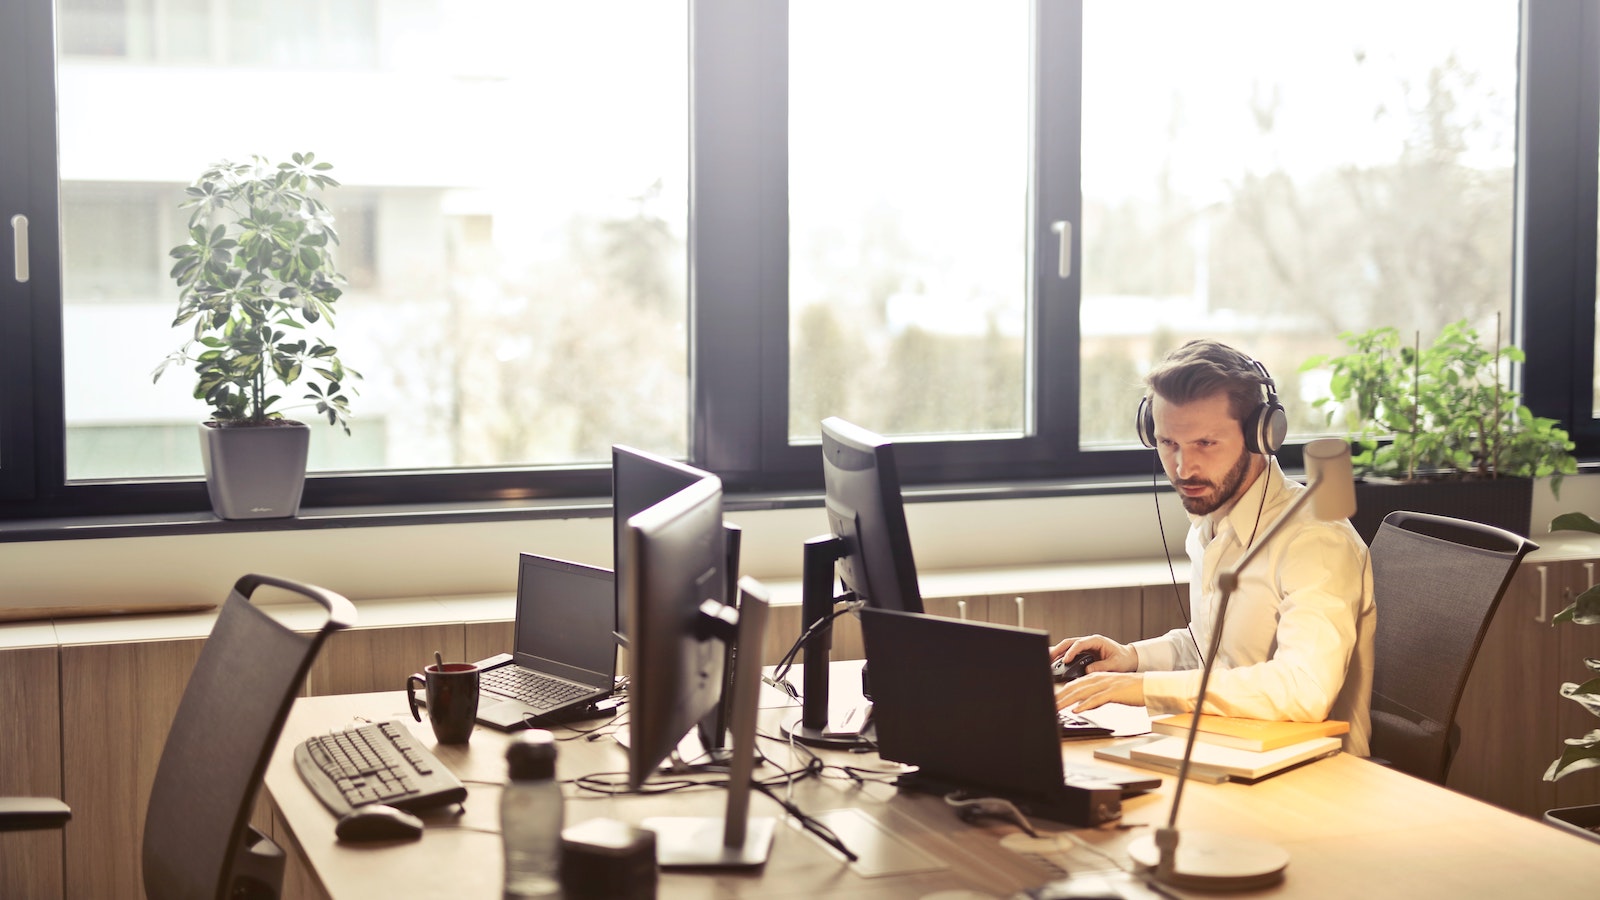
[{"x1": 1150, "y1": 714, "x2": 1349, "y2": 752}]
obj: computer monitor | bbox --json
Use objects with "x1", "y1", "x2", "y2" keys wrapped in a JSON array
[
  {"x1": 611, "y1": 445, "x2": 714, "y2": 641},
  {"x1": 612, "y1": 444, "x2": 741, "y2": 755},
  {"x1": 785, "y1": 417, "x2": 925, "y2": 747},
  {"x1": 821, "y1": 417, "x2": 924, "y2": 615},
  {"x1": 621, "y1": 474, "x2": 728, "y2": 787},
  {"x1": 622, "y1": 477, "x2": 775, "y2": 867}
]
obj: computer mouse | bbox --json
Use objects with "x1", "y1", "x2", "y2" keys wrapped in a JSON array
[
  {"x1": 1052, "y1": 650, "x2": 1098, "y2": 684},
  {"x1": 335, "y1": 804, "x2": 424, "y2": 843}
]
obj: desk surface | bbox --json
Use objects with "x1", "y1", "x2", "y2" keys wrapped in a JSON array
[{"x1": 265, "y1": 688, "x2": 1600, "y2": 900}]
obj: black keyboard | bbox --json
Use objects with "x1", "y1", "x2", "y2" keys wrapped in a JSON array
[
  {"x1": 294, "y1": 721, "x2": 468, "y2": 817},
  {"x1": 482, "y1": 666, "x2": 594, "y2": 708}
]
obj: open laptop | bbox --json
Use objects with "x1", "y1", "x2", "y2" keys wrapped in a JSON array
[
  {"x1": 471, "y1": 553, "x2": 620, "y2": 731},
  {"x1": 860, "y1": 607, "x2": 1159, "y2": 826}
]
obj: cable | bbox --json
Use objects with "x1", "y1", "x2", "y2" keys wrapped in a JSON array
[
  {"x1": 751, "y1": 782, "x2": 859, "y2": 862},
  {"x1": 944, "y1": 792, "x2": 1038, "y2": 837},
  {"x1": 768, "y1": 604, "x2": 858, "y2": 693}
]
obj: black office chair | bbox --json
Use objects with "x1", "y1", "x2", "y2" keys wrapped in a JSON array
[
  {"x1": 142, "y1": 574, "x2": 355, "y2": 900},
  {"x1": 1367, "y1": 510, "x2": 1536, "y2": 784}
]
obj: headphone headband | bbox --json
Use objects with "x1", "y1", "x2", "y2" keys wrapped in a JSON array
[{"x1": 1136, "y1": 356, "x2": 1287, "y2": 454}]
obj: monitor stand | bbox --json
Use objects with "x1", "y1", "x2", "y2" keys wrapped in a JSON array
[
  {"x1": 643, "y1": 580, "x2": 776, "y2": 868},
  {"x1": 778, "y1": 535, "x2": 875, "y2": 750}
]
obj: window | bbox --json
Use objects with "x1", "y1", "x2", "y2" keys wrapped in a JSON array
[
  {"x1": 787, "y1": 3, "x2": 1031, "y2": 441},
  {"x1": 1080, "y1": 1, "x2": 1520, "y2": 445},
  {"x1": 3, "y1": 1, "x2": 1598, "y2": 520},
  {"x1": 53, "y1": 0, "x2": 690, "y2": 486}
]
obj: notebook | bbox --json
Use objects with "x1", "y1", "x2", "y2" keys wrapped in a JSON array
[
  {"x1": 859, "y1": 608, "x2": 1160, "y2": 826},
  {"x1": 472, "y1": 553, "x2": 620, "y2": 731}
]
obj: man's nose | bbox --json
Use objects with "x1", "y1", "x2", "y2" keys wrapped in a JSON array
[{"x1": 1172, "y1": 448, "x2": 1198, "y2": 477}]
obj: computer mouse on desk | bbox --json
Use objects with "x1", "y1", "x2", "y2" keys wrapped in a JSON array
[
  {"x1": 335, "y1": 804, "x2": 424, "y2": 843},
  {"x1": 1052, "y1": 650, "x2": 1098, "y2": 684}
]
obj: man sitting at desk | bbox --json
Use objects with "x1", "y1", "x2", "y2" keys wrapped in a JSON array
[{"x1": 1052, "y1": 339, "x2": 1375, "y2": 756}]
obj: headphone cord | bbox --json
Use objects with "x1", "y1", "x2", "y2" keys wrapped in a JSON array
[{"x1": 1158, "y1": 450, "x2": 1274, "y2": 660}]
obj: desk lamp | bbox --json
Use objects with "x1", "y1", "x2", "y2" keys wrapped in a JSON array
[{"x1": 1127, "y1": 438, "x2": 1356, "y2": 891}]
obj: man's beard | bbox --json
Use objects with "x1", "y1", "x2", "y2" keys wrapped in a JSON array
[{"x1": 1176, "y1": 446, "x2": 1255, "y2": 516}]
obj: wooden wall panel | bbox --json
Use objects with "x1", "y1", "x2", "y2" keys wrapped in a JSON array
[
  {"x1": 464, "y1": 620, "x2": 514, "y2": 663},
  {"x1": 61, "y1": 638, "x2": 205, "y2": 900},
  {"x1": 0, "y1": 645, "x2": 64, "y2": 900},
  {"x1": 305, "y1": 624, "x2": 463, "y2": 696}
]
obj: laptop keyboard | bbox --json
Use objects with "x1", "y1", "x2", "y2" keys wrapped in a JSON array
[{"x1": 482, "y1": 666, "x2": 593, "y2": 708}]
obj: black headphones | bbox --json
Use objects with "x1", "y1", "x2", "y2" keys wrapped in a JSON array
[{"x1": 1135, "y1": 357, "x2": 1287, "y2": 455}]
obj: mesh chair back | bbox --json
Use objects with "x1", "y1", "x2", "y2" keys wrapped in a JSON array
[
  {"x1": 1368, "y1": 510, "x2": 1535, "y2": 784},
  {"x1": 142, "y1": 575, "x2": 354, "y2": 900}
]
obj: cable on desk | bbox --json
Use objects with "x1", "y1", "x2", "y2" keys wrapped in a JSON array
[
  {"x1": 750, "y1": 781, "x2": 859, "y2": 863},
  {"x1": 944, "y1": 792, "x2": 1039, "y2": 838},
  {"x1": 768, "y1": 605, "x2": 860, "y2": 694}
]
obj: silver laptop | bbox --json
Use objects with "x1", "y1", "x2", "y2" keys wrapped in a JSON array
[{"x1": 473, "y1": 553, "x2": 619, "y2": 730}]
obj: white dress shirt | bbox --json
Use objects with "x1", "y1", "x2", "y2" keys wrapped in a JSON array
[{"x1": 1132, "y1": 457, "x2": 1375, "y2": 756}]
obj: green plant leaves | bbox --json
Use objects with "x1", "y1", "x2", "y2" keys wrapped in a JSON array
[
  {"x1": 1303, "y1": 319, "x2": 1575, "y2": 491},
  {"x1": 1544, "y1": 728, "x2": 1600, "y2": 782},
  {"x1": 160, "y1": 153, "x2": 360, "y2": 429}
]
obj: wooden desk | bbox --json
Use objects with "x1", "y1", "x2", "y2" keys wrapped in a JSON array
[{"x1": 265, "y1": 690, "x2": 1600, "y2": 900}]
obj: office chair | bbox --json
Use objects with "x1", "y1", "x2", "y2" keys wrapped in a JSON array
[
  {"x1": 1367, "y1": 510, "x2": 1536, "y2": 784},
  {"x1": 142, "y1": 574, "x2": 355, "y2": 900}
]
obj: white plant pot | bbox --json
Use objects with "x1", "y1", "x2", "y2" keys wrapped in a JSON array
[{"x1": 198, "y1": 420, "x2": 311, "y2": 519}]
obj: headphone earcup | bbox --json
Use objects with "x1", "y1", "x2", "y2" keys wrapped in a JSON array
[
  {"x1": 1136, "y1": 395, "x2": 1156, "y2": 449},
  {"x1": 1242, "y1": 400, "x2": 1288, "y2": 455}
]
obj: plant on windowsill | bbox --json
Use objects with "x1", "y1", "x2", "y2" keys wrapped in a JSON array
[
  {"x1": 152, "y1": 152, "x2": 361, "y2": 520},
  {"x1": 1540, "y1": 512, "x2": 1600, "y2": 843},
  {"x1": 1298, "y1": 319, "x2": 1576, "y2": 540}
]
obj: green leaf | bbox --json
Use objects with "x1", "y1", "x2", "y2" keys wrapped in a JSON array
[
  {"x1": 1551, "y1": 512, "x2": 1600, "y2": 535},
  {"x1": 1544, "y1": 729, "x2": 1600, "y2": 781},
  {"x1": 1559, "y1": 677, "x2": 1600, "y2": 718},
  {"x1": 1553, "y1": 586, "x2": 1600, "y2": 626}
]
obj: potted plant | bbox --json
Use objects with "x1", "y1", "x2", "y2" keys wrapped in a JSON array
[
  {"x1": 1541, "y1": 512, "x2": 1600, "y2": 844},
  {"x1": 153, "y1": 152, "x2": 359, "y2": 519},
  {"x1": 1299, "y1": 319, "x2": 1575, "y2": 541}
]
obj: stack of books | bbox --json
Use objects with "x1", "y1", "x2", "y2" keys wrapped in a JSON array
[{"x1": 1094, "y1": 714, "x2": 1348, "y2": 783}]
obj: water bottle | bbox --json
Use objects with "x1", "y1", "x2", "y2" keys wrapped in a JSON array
[{"x1": 502, "y1": 729, "x2": 564, "y2": 899}]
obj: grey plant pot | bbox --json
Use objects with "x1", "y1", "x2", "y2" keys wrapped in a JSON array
[
  {"x1": 1545, "y1": 804, "x2": 1600, "y2": 845},
  {"x1": 198, "y1": 420, "x2": 311, "y2": 519},
  {"x1": 1348, "y1": 476, "x2": 1534, "y2": 544}
]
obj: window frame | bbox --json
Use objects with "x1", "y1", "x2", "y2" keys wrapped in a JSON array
[{"x1": 1, "y1": 0, "x2": 1593, "y2": 525}]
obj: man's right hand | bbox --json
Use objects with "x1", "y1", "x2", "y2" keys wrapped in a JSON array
[{"x1": 1048, "y1": 634, "x2": 1137, "y2": 674}]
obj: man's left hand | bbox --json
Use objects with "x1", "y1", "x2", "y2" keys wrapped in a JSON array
[{"x1": 1055, "y1": 672, "x2": 1145, "y2": 712}]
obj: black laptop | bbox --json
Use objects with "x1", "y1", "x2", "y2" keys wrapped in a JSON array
[
  {"x1": 472, "y1": 553, "x2": 620, "y2": 730},
  {"x1": 860, "y1": 608, "x2": 1159, "y2": 825}
]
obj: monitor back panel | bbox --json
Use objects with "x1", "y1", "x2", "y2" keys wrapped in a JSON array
[{"x1": 861, "y1": 608, "x2": 1066, "y2": 799}]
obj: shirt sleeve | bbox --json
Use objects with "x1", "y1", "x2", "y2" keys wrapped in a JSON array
[
  {"x1": 1140, "y1": 522, "x2": 1366, "y2": 721},
  {"x1": 1132, "y1": 627, "x2": 1200, "y2": 674}
]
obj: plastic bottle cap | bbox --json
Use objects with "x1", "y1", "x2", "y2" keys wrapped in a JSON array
[{"x1": 506, "y1": 728, "x2": 558, "y2": 780}]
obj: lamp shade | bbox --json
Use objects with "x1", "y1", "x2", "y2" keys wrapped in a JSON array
[{"x1": 1303, "y1": 438, "x2": 1356, "y2": 522}]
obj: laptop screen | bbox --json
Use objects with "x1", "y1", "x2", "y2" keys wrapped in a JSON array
[
  {"x1": 861, "y1": 607, "x2": 1066, "y2": 799},
  {"x1": 514, "y1": 553, "x2": 618, "y2": 686}
]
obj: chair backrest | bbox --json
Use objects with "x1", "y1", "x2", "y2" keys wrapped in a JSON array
[
  {"x1": 142, "y1": 574, "x2": 355, "y2": 900},
  {"x1": 1368, "y1": 510, "x2": 1536, "y2": 784}
]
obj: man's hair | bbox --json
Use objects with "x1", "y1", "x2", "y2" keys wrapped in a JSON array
[{"x1": 1144, "y1": 339, "x2": 1266, "y2": 424}]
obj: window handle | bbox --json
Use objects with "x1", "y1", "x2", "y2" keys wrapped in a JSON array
[
  {"x1": 10, "y1": 214, "x2": 26, "y2": 283},
  {"x1": 1051, "y1": 220, "x2": 1072, "y2": 279}
]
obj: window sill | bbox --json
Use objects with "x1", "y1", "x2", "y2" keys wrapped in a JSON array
[{"x1": 0, "y1": 474, "x2": 1162, "y2": 544}]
